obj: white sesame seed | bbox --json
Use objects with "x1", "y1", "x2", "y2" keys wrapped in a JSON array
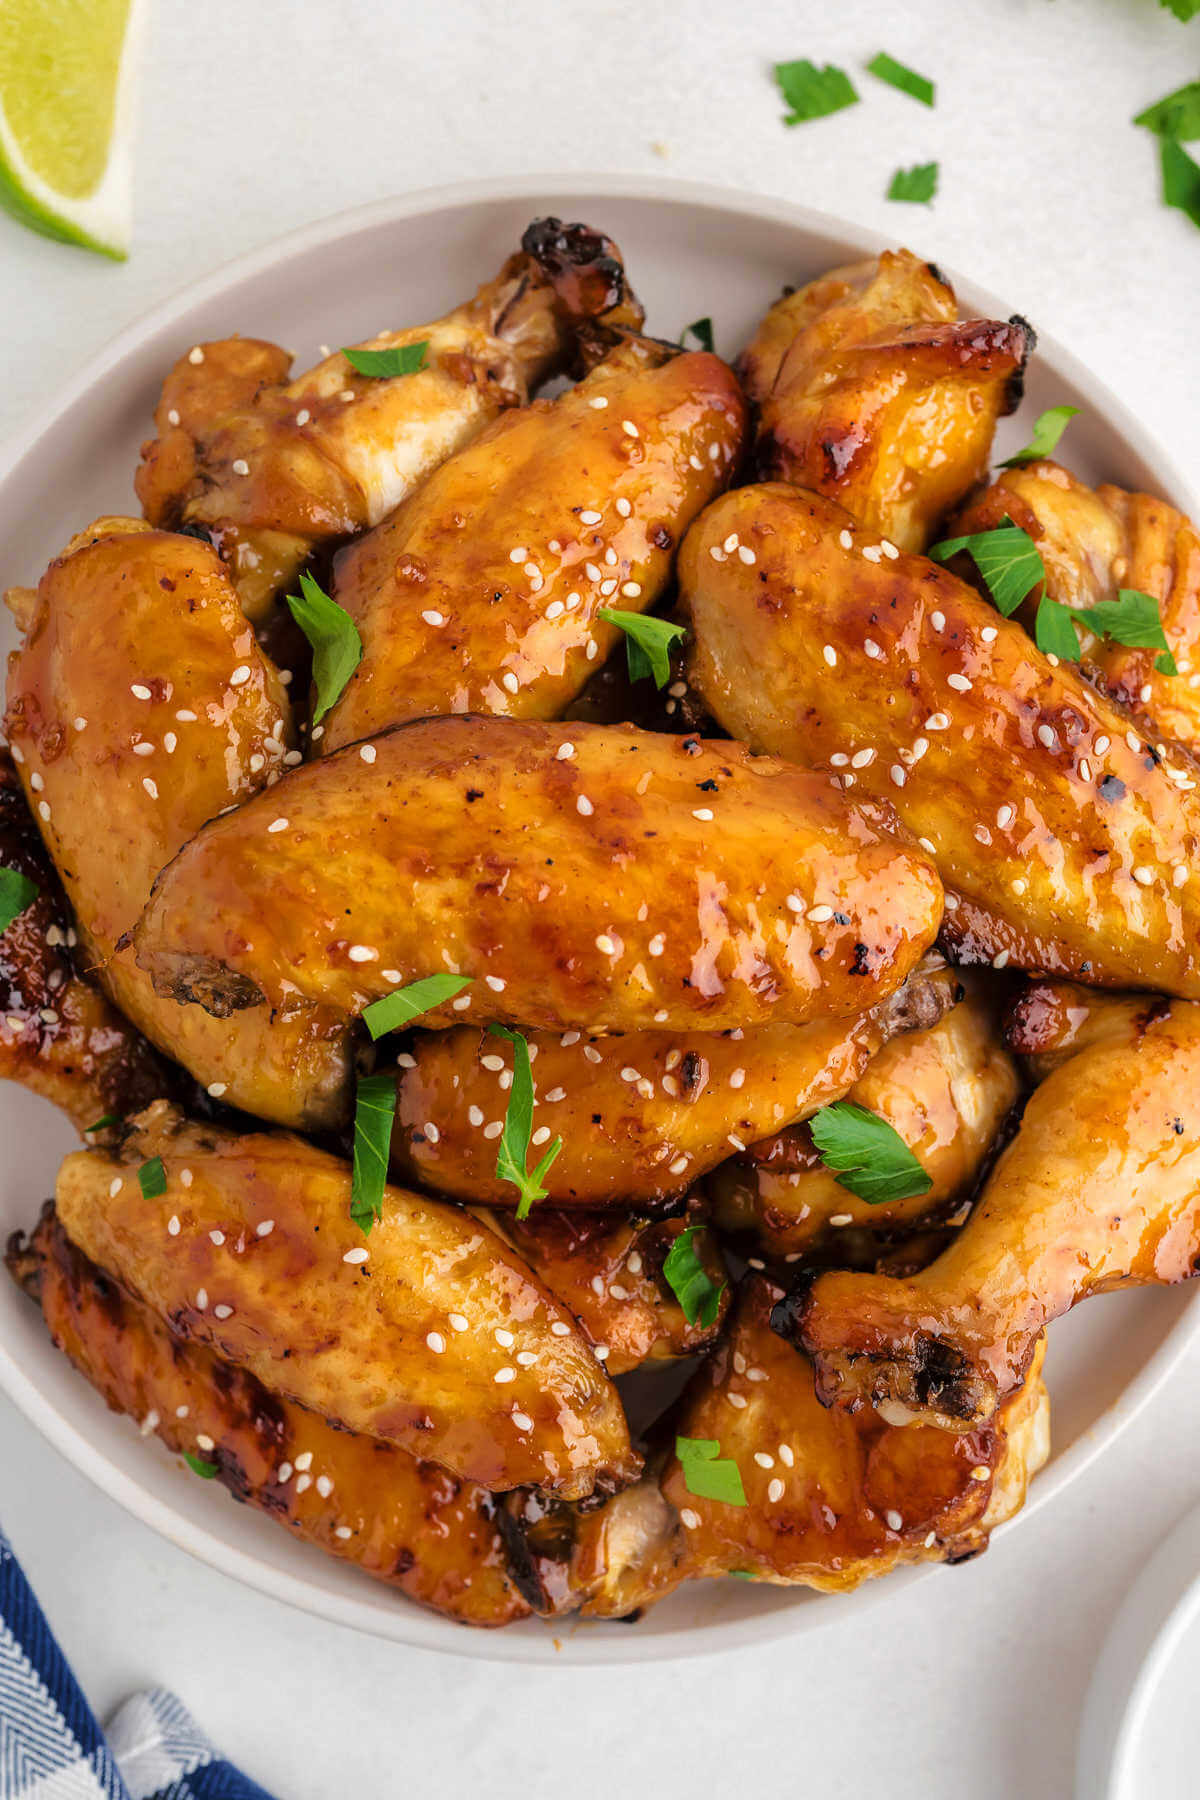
[
  {"x1": 851, "y1": 748, "x2": 875, "y2": 769},
  {"x1": 823, "y1": 645, "x2": 837, "y2": 667},
  {"x1": 427, "y1": 1331, "x2": 445, "y2": 1354},
  {"x1": 275, "y1": 1460, "x2": 292, "y2": 1483},
  {"x1": 509, "y1": 547, "x2": 527, "y2": 563},
  {"x1": 38, "y1": 799, "x2": 51, "y2": 819},
  {"x1": 295, "y1": 1473, "x2": 312, "y2": 1494},
  {"x1": 997, "y1": 805, "x2": 1014, "y2": 829},
  {"x1": 862, "y1": 545, "x2": 883, "y2": 564},
  {"x1": 295, "y1": 408, "x2": 311, "y2": 427},
  {"x1": 728, "y1": 1391, "x2": 747, "y2": 1409},
  {"x1": 523, "y1": 561, "x2": 540, "y2": 580},
  {"x1": 213, "y1": 1303, "x2": 233, "y2": 1319},
  {"x1": 176, "y1": 708, "x2": 197, "y2": 722},
  {"x1": 648, "y1": 933, "x2": 666, "y2": 957},
  {"x1": 589, "y1": 396, "x2": 608, "y2": 409},
  {"x1": 267, "y1": 817, "x2": 289, "y2": 833},
  {"x1": 709, "y1": 545, "x2": 726, "y2": 563},
  {"x1": 229, "y1": 665, "x2": 251, "y2": 687},
  {"x1": 531, "y1": 1126, "x2": 552, "y2": 1146},
  {"x1": 196, "y1": 1288, "x2": 208, "y2": 1310},
  {"x1": 316, "y1": 1475, "x2": 333, "y2": 1498},
  {"x1": 579, "y1": 510, "x2": 602, "y2": 526},
  {"x1": 167, "y1": 1215, "x2": 180, "y2": 1236},
  {"x1": 890, "y1": 764, "x2": 906, "y2": 788},
  {"x1": 335, "y1": 1525, "x2": 353, "y2": 1539},
  {"x1": 166, "y1": 408, "x2": 181, "y2": 427},
  {"x1": 179, "y1": 1168, "x2": 193, "y2": 1188},
  {"x1": 692, "y1": 807, "x2": 713, "y2": 821},
  {"x1": 767, "y1": 1479, "x2": 785, "y2": 1503},
  {"x1": 343, "y1": 1247, "x2": 368, "y2": 1264},
  {"x1": 680, "y1": 1507, "x2": 701, "y2": 1529},
  {"x1": 1174, "y1": 864, "x2": 1189, "y2": 887},
  {"x1": 737, "y1": 545, "x2": 757, "y2": 565},
  {"x1": 131, "y1": 682, "x2": 152, "y2": 700},
  {"x1": 931, "y1": 611, "x2": 946, "y2": 632},
  {"x1": 421, "y1": 609, "x2": 445, "y2": 626},
  {"x1": 577, "y1": 794, "x2": 594, "y2": 815},
  {"x1": 231, "y1": 458, "x2": 250, "y2": 476},
  {"x1": 209, "y1": 1229, "x2": 225, "y2": 1246},
  {"x1": 596, "y1": 934, "x2": 617, "y2": 955},
  {"x1": 1133, "y1": 865, "x2": 1155, "y2": 886},
  {"x1": 348, "y1": 944, "x2": 377, "y2": 963},
  {"x1": 947, "y1": 673, "x2": 972, "y2": 692},
  {"x1": 622, "y1": 420, "x2": 639, "y2": 437},
  {"x1": 512, "y1": 1410, "x2": 534, "y2": 1431},
  {"x1": 109, "y1": 1177, "x2": 123, "y2": 1198},
  {"x1": 483, "y1": 1121, "x2": 503, "y2": 1139},
  {"x1": 188, "y1": 345, "x2": 205, "y2": 364},
  {"x1": 925, "y1": 713, "x2": 949, "y2": 731},
  {"x1": 1037, "y1": 724, "x2": 1056, "y2": 748},
  {"x1": 1126, "y1": 731, "x2": 1141, "y2": 752},
  {"x1": 423, "y1": 1122, "x2": 440, "y2": 1144},
  {"x1": 501, "y1": 672, "x2": 520, "y2": 694},
  {"x1": 1094, "y1": 735, "x2": 1111, "y2": 754},
  {"x1": 485, "y1": 974, "x2": 506, "y2": 992},
  {"x1": 864, "y1": 638, "x2": 882, "y2": 659},
  {"x1": 621, "y1": 581, "x2": 642, "y2": 598},
  {"x1": 1079, "y1": 759, "x2": 1091, "y2": 782},
  {"x1": 981, "y1": 626, "x2": 998, "y2": 643},
  {"x1": 176, "y1": 1406, "x2": 189, "y2": 1419},
  {"x1": 839, "y1": 529, "x2": 854, "y2": 550},
  {"x1": 993, "y1": 949, "x2": 1011, "y2": 969},
  {"x1": 449, "y1": 1313, "x2": 469, "y2": 1332},
  {"x1": 494, "y1": 1367, "x2": 516, "y2": 1383},
  {"x1": 886, "y1": 1509, "x2": 903, "y2": 1532},
  {"x1": 555, "y1": 741, "x2": 575, "y2": 761},
  {"x1": 546, "y1": 600, "x2": 564, "y2": 620},
  {"x1": 830, "y1": 1213, "x2": 853, "y2": 1227},
  {"x1": 669, "y1": 1155, "x2": 689, "y2": 1176},
  {"x1": 971, "y1": 1465, "x2": 990, "y2": 1482},
  {"x1": 196, "y1": 1433, "x2": 215, "y2": 1451}
]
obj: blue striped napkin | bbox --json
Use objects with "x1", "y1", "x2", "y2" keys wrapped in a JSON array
[{"x1": 0, "y1": 1525, "x2": 276, "y2": 1799}]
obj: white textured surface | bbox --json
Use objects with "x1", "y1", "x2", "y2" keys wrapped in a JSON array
[{"x1": 0, "y1": 0, "x2": 1197, "y2": 1794}]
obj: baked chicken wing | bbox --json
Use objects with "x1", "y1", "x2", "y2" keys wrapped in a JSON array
[
  {"x1": 3, "y1": 518, "x2": 352, "y2": 1128},
  {"x1": 1004, "y1": 977, "x2": 1168, "y2": 1081},
  {"x1": 55, "y1": 1102, "x2": 637, "y2": 1498},
  {"x1": 133, "y1": 717, "x2": 944, "y2": 1036},
  {"x1": 136, "y1": 218, "x2": 643, "y2": 621},
  {"x1": 740, "y1": 250, "x2": 1032, "y2": 550},
  {"x1": 681, "y1": 484, "x2": 1200, "y2": 998}
]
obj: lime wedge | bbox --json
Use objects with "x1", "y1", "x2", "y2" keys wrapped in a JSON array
[{"x1": 0, "y1": 0, "x2": 147, "y2": 260}]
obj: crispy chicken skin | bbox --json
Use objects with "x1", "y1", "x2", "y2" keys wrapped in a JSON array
[
  {"x1": 3, "y1": 518, "x2": 352, "y2": 1128},
  {"x1": 133, "y1": 716, "x2": 944, "y2": 1036},
  {"x1": 321, "y1": 338, "x2": 746, "y2": 747},
  {"x1": 0, "y1": 751, "x2": 173, "y2": 1129},
  {"x1": 391, "y1": 961, "x2": 959, "y2": 1207},
  {"x1": 682, "y1": 484, "x2": 1200, "y2": 998},
  {"x1": 780, "y1": 999, "x2": 1200, "y2": 1429},
  {"x1": 507, "y1": 1279, "x2": 1049, "y2": 1617},
  {"x1": 950, "y1": 461, "x2": 1200, "y2": 751},
  {"x1": 55, "y1": 1102, "x2": 638, "y2": 1498},
  {"x1": 740, "y1": 250, "x2": 1032, "y2": 551},
  {"x1": 135, "y1": 218, "x2": 644, "y2": 621},
  {"x1": 6, "y1": 1209, "x2": 529, "y2": 1626},
  {"x1": 709, "y1": 973, "x2": 1018, "y2": 1260}
]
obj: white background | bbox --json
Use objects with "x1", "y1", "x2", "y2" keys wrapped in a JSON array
[{"x1": 1, "y1": 2, "x2": 1198, "y2": 1795}]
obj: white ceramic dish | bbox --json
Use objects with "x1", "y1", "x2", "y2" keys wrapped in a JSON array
[{"x1": 0, "y1": 175, "x2": 1196, "y2": 1665}]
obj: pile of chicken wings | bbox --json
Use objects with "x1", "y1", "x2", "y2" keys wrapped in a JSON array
[{"x1": 3, "y1": 218, "x2": 1198, "y2": 1629}]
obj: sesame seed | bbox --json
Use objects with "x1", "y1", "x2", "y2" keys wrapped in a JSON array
[
  {"x1": 881, "y1": 540, "x2": 899, "y2": 560},
  {"x1": 494, "y1": 1367, "x2": 516, "y2": 1383},
  {"x1": 317, "y1": 1475, "x2": 333, "y2": 1497},
  {"x1": 335, "y1": 1526, "x2": 353, "y2": 1539},
  {"x1": 180, "y1": 1169, "x2": 193, "y2": 1188},
  {"x1": 839, "y1": 529, "x2": 853, "y2": 550},
  {"x1": 925, "y1": 713, "x2": 949, "y2": 730},
  {"x1": 886, "y1": 1510, "x2": 903, "y2": 1532},
  {"x1": 449, "y1": 1313, "x2": 469, "y2": 1332},
  {"x1": 295, "y1": 1474, "x2": 312, "y2": 1494},
  {"x1": 862, "y1": 546, "x2": 883, "y2": 564},
  {"x1": 481, "y1": 1052, "x2": 505, "y2": 1071},
  {"x1": 348, "y1": 945, "x2": 377, "y2": 963},
  {"x1": 971, "y1": 1465, "x2": 990, "y2": 1482},
  {"x1": 621, "y1": 581, "x2": 642, "y2": 598},
  {"x1": 709, "y1": 545, "x2": 726, "y2": 563},
  {"x1": 579, "y1": 510, "x2": 602, "y2": 526},
  {"x1": 255, "y1": 1220, "x2": 275, "y2": 1239},
  {"x1": 546, "y1": 600, "x2": 564, "y2": 619},
  {"x1": 594, "y1": 1346, "x2": 610, "y2": 1361},
  {"x1": 622, "y1": 420, "x2": 639, "y2": 437},
  {"x1": 550, "y1": 1320, "x2": 571, "y2": 1336},
  {"x1": 807, "y1": 904, "x2": 834, "y2": 923},
  {"x1": 1133, "y1": 865, "x2": 1155, "y2": 886},
  {"x1": 426, "y1": 1331, "x2": 445, "y2": 1354},
  {"x1": 295, "y1": 408, "x2": 311, "y2": 427},
  {"x1": 196, "y1": 1288, "x2": 208, "y2": 1310},
  {"x1": 188, "y1": 345, "x2": 205, "y2": 364},
  {"x1": 509, "y1": 547, "x2": 527, "y2": 563},
  {"x1": 230, "y1": 664, "x2": 251, "y2": 686},
  {"x1": 931, "y1": 611, "x2": 946, "y2": 632},
  {"x1": 495, "y1": 1327, "x2": 515, "y2": 1348},
  {"x1": 947, "y1": 673, "x2": 972, "y2": 692},
  {"x1": 213, "y1": 1303, "x2": 233, "y2": 1319},
  {"x1": 38, "y1": 800, "x2": 51, "y2": 819},
  {"x1": 532, "y1": 1126, "x2": 552, "y2": 1146},
  {"x1": 556, "y1": 741, "x2": 575, "y2": 760},
  {"x1": 484, "y1": 1121, "x2": 503, "y2": 1139},
  {"x1": 767, "y1": 1479, "x2": 785, "y2": 1503},
  {"x1": 737, "y1": 546, "x2": 756, "y2": 565},
  {"x1": 512, "y1": 1409, "x2": 534, "y2": 1431},
  {"x1": 523, "y1": 562, "x2": 540, "y2": 580},
  {"x1": 728, "y1": 1391, "x2": 747, "y2": 1409},
  {"x1": 577, "y1": 795, "x2": 594, "y2": 815},
  {"x1": 343, "y1": 1247, "x2": 368, "y2": 1265},
  {"x1": 830, "y1": 1213, "x2": 853, "y2": 1227},
  {"x1": 997, "y1": 805, "x2": 1014, "y2": 829},
  {"x1": 596, "y1": 934, "x2": 617, "y2": 955},
  {"x1": 167, "y1": 1215, "x2": 180, "y2": 1235},
  {"x1": 422, "y1": 609, "x2": 445, "y2": 626},
  {"x1": 231, "y1": 458, "x2": 250, "y2": 476},
  {"x1": 723, "y1": 533, "x2": 739, "y2": 553},
  {"x1": 166, "y1": 408, "x2": 181, "y2": 426},
  {"x1": 981, "y1": 626, "x2": 998, "y2": 643},
  {"x1": 1094, "y1": 735, "x2": 1111, "y2": 754},
  {"x1": 1126, "y1": 731, "x2": 1141, "y2": 752},
  {"x1": 890, "y1": 765, "x2": 906, "y2": 788},
  {"x1": 109, "y1": 1177, "x2": 123, "y2": 1198},
  {"x1": 209, "y1": 1229, "x2": 225, "y2": 1246},
  {"x1": 132, "y1": 741, "x2": 154, "y2": 757},
  {"x1": 779, "y1": 1444, "x2": 794, "y2": 1467},
  {"x1": 72, "y1": 717, "x2": 87, "y2": 732},
  {"x1": 1174, "y1": 864, "x2": 1189, "y2": 887},
  {"x1": 864, "y1": 639, "x2": 882, "y2": 659},
  {"x1": 502, "y1": 672, "x2": 519, "y2": 694},
  {"x1": 851, "y1": 748, "x2": 875, "y2": 769},
  {"x1": 176, "y1": 1405, "x2": 189, "y2": 1419},
  {"x1": 669, "y1": 1155, "x2": 689, "y2": 1175},
  {"x1": 196, "y1": 1433, "x2": 215, "y2": 1451},
  {"x1": 424, "y1": 1122, "x2": 440, "y2": 1144},
  {"x1": 693, "y1": 807, "x2": 713, "y2": 821},
  {"x1": 589, "y1": 396, "x2": 608, "y2": 409},
  {"x1": 648, "y1": 933, "x2": 665, "y2": 956},
  {"x1": 268, "y1": 817, "x2": 289, "y2": 833},
  {"x1": 207, "y1": 1081, "x2": 227, "y2": 1097},
  {"x1": 680, "y1": 1507, "x2": 701, "y2": 1529},
  {"x1": 277, "y1": 1461, "x2": 294, "y2": 1483},
  {"x1": 485, "y1": 974, "x2": 506, "y2": 992},
  {"x1": 823, "y1": 645, "x2": 837, "y2": 667},
  {"x1": 993, "y1": 949, "x2": 1011, "y2": 969}
]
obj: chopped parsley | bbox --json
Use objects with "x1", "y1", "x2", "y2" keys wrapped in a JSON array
[
  {"x1": 886, "y1": 162, "x2": 939, "y2": 205},
  {"x1": 809, "y1": 1102, "x2": 932, "y2": 1206},
  {"x1": 285, "y1": 570, "x2": 363, "y2": 723},
  {"x1": 1160, "y1": 0, "x2": 1200, "y2": 19},
  {"x1": 342, "y1": 341, "x2": 429, "y2": 378},
  {"x1": 1078, "y1": 591, "x2": 1178, "y2": 675},
  {"x1": 0, "y1": 867, "x2": 38, "y2": 935},
  {"x1": 866, "y1": 52, "x2": 934, "y2": 107},
  {"x1": 928, "y1": 517, "x2": 1045, "y2": 616},
  {"x1": 1160, "y1": 136, "x2": 1200, "y2": 231},
  {"x1": 349, "y1": 1071, "x2": 396, "y2": 1234},
  {"x1": 183, "y1": 1451, "x2": 219, "y2": 1478},
  {"x1": 597, "y1": 609, "x2": 686, "y2": 688},
  {"x1": 488, "y1": 1025, "x2": 562, "y2": 1221},
  {"x1": 676, "y1": 1436, "x2": 747, "y2": 1506},
  {"x1": 681, "y1": 317, "x2": 715, "y2": 353},
  {"x1": 1134, "y1": 80, "x2": 1200, "y2": 139},
  {"x1": 137, "y1": 1156, "x2": 167, "y2": 1201},
  {"x1": 362, "y1": 974, "x2": 472, "y2": 1041},
  {"x1": 662, "y1": 1225, "x2": 726, "y2": 1329},
  {"x1": 775, "y1": 59, "x2": 859, "y2": 125},
  {"x1": 999, "y1": 404, "x2": 1080, "y2": 468}
]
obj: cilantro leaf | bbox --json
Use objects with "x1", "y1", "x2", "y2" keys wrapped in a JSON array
[
  {"x1": 1135, "y1": 80, "x2": 1200, "y2": 139},
  {"x1": 0, "y1": 867, "x2": 38, "y2": 935},
  {"x1": 662, "y1": 1225, "x2": 726, "y2": 1329},
  {"x1": 183, "y1": 1451, "x2": 219, "y2": 1478},
  {"x1": 342, "y1": 341, "x2": 429, "y2": 378},
  {"x1": 999, "y1": 405, "x2": 1081, "y2": 468},
  {"x1": 1161, "y1": 136, "x2": 1200, "y2": 230},
  {"x1": 1078, "y1": 590, "x2": 1178, "y2": 675},
  {"x1": 488, "y1": 1025, "x2": 562, "y2": 1221},
  {"x1": 1160, "y1": 0, "x2": 1200, "y2": 19},
  {"x1": 85, "y1": 1115, "x2": 121, "y2": 1134},
  {"x1": 597, "y1": 609, "x2": 686, "y2": 688},
  {"x1": 1035, "y1": 596, "x2": 1083, "y2": 662},
  {"x1": 866, "y1": 52, "x2": 934, "y2": 107},
  {"x1": 350, "y1": 1071, "x2": 396, "y2": 1234},
  {"x1": 928, "y1": 518, "x2": 1045, "y2": 616},
  {"x1": 675, "y1": 1436, "x2": 747, "y2": 1507},
  {"x1": 681, "y1": 317, "x2": 715, "y2": 353},
  {"x1": 775, "y1": 60, "x2": 859, "y2": 125},
  {"x1": 137, "y1": 1156, "x2": 167, "y2": 1201},
  {"x1": 886, "y1": 162, "x2": 939, "y2": 205},
  {"x1": 362, "y1": 974, "x2": 472, "y2": 1041},
  {"x1": 808, "y1": 1102, "x2": 932, "y2": 1206},
  {"x1": 286, "y1": 570, "x2": 363, "y2": 724}
]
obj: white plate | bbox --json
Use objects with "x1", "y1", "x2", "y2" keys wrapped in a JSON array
[{"x1": 0, "y1": 174, "x2": 1196, "y2": 1665}]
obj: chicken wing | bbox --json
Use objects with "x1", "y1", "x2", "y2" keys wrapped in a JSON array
[
  {"x1": 54, "y1": 1102, "x2": 637, "y2": 1498},
  {"x1": 780, "y1": 998, "x2": 1200, "y2": 1428},
  {"x1": 7, "y1": 1208, "x2": 529, "y2": 1627},
  {"x1": 507, "y1": 1278, "x2": 1048, "y2": 1618},
  {"x1": 740, "y1": 250, "x2": 1032, "y2": 551},
  {"x1": 133, "y1": 716, "x2": 943, "y2": 1036},
  {"x1": 3, "y1": 518, "x2": 352, "y2": 1128},
  {"x1": 681, "y1": 483, "x2": 1200, "y2": 997},
  {"x1": 136, "y1": 218, "x2": 643, "y2": 621},
  {"x1": 709, "y1": 973, "x2": 1018, "y2": 1261},
  {"x1": 390, "y1": 961, "x2": 958, "y2": 1207},
  {"x1": 1004, "y1": 977, "x2": 1169, "y2": 1081},
  {"x1": 318, "y1": 337, "x2": 745, "y2": 747},
  {"x1": 950, "y1": 460, "x2": 1200, "y2": 752}
]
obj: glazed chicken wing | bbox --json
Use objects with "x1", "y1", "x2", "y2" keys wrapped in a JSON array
[
  {"x1": 3, "y1": 518, "x2": 352, "y2": 1128},
  {"x1": 507, "y1": 1278, "x2": 1049, "y2": 1618},
  {"x1": 133, "y1": 717, "x2": 943, "y2": 1036},
  {"x1": 740, "y1": 249, "x2": 1032, "y2": 551},
  {"x1": 780, "y1": 998, "x2": 1200, "y2": 1428},
  {"x1": 950, "y1": 460, "x2": 1200, "y2": 752},
  {"x1": 681, "y1": 484, "x2": 1200, "y2": 998},
  {"x1": 136, "y1": 218, "x2": 643, "y2": 621},
  {"x1": 55, "y1": 1102, "x2": 637, "y2": 1498},
  {"x1": 1004, "y1": 977, "x2": 1169, "y2": 1081},
  {"x1": 7, "y1": 1209, "x2": 529, "y2": 1626},
  {"x1": 709, "y1": 972, "x2": 1018, "y2": 1261},
  {"x1": 320, "y1": 337, "x2": 745, "y2": 747}
]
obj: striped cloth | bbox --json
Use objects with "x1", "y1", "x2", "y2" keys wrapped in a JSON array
[{"x1": 0, "y1": 1525, "x2": 275, "y2": 1799}]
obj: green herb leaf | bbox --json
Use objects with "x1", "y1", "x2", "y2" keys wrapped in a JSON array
[
  {"x1": 137, "y1": 1156, "x2": 167, "y2": 1201},
  {"x1": 597, "y1": 609, "x2": 686, "y2": 688},
  {"x1": 729, "y1": 1570, "x2": 757, "y2": 1580},
  {"x1": 1034, "y1": 596, "x2": 1083, "y2": 662},
  {"x1": 362, "y1": 974, "x2": 472, "y2": 1041},
  {"x1": 886, "y1": 161, "x2": 939, "y2": 205},
  {"x1": 809, "y1": 1101, "x2": 933, "y2": 1206},
  {"x1": 1160, "y1": 0, "x2": 1200, "y2": 20},
  {"x1": 0, "y1": 867, "x2": 38, "y2": 935},
  {"x1": 866, "y1": 52, "x2": 934, "y2": 106},
  {"x1": 675, "y1": 1436, "x2": 747, "y2": 1507},
  {"x1": 286, "y1": 570, "x2": 362, "y2": 724},
  {"x1": 1161, "y1": 136, "x2": 1200, "y2": 230},
  {"x1": 681, "y1": 317, "x2": 715, "y2": 353},
  {"x1": 928, "y1": 518, "x2": 1046, "y2": 616},
  {"x1": 1135, "y1": 80, "x2": 1200, "y2": 138},
  {"x1": 350, "y1": 1071, "x2": 396, "y2": 1234},
  {"x1": 488, "y1": 1025, "x2": 562, "y2": 1221},
  {"x1": 342, "y1": 341, "x2": 429, "y2": 378},
  {"x1": 775, "y1": 59, "x2": 859, "y2": 125},
  {"x1": 999, "y1": 404, "x2": 1081, "y2": 468},
  {"x1": 84, "y1": 1115, "x2": 121, "y2": 1134},
  {"x1": 1077, "y1": 590, "x2": 1178, "y2": 676},
  {"x1": 662, "y1": 1226, "x2": 726, "y2": 1329},
  {"x1": 183, "y1": 1451, "x2": 219, "y2": 1478}
]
